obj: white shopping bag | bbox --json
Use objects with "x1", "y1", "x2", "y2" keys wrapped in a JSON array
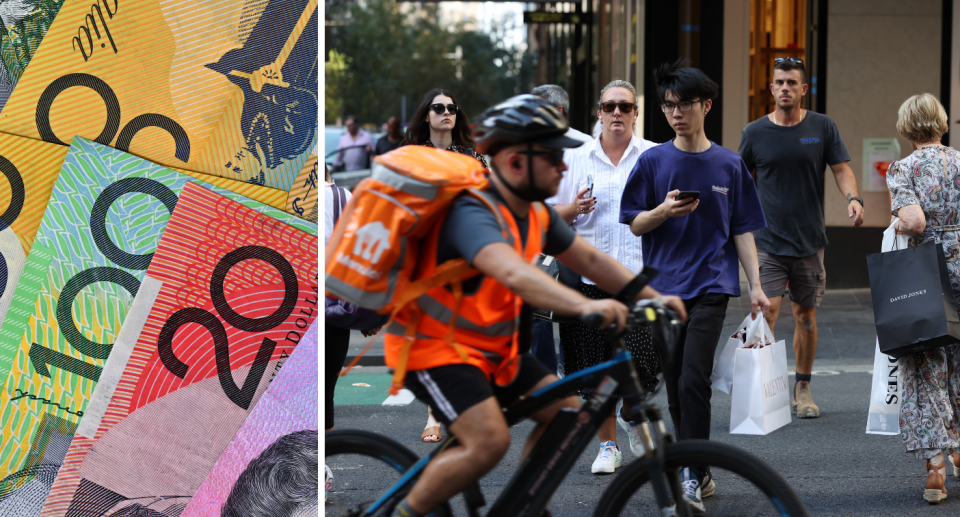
[
  {"x1": 711, "y1": 314, "x2": 773, "y2": 394},
  {"x1": 730, "y1": 318, "x2": 791, "y2": 435},
  {"x1": 864, "y1": 218, "x2": 908, "y2": 435},
  {"x1": 866, "y1": 340, "x2": 901, "y2": 435}
]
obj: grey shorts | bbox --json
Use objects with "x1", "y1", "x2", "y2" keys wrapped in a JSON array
[{"x1": 758, "y1": 249, "x2": 826, "y2": 307}]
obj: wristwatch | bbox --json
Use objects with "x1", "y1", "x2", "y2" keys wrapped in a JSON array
[{"x1": 849, "y1": 196, "x2": 864, "y2": 207}]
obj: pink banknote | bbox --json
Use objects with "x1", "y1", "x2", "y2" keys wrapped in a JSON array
[
  {"x1": 181, "y1": 319, "x2": 317, "y2": 517},
  {"x1": 40, "y1": 181, "x2": 319, "y2": 516}
]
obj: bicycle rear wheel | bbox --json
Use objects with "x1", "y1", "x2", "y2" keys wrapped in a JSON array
[
  {"x1": 593, "y1": 440, "x2": 808, "y2": 517},
  {"x1": 325, "y1": 429, "x2": 453, "y2": 517}
]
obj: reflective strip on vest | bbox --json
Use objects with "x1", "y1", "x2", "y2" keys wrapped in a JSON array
[
  {"x1": 372, "y1": 162, "x2": 440, "y2": 200},
  {"x1": 417, "y1": 294, "x2": 515, "y2": 337},
  {"x1": 384, "y1": 321, "x2": 506, "y2": 364}
]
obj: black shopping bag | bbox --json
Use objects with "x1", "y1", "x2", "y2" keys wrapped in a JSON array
[{"x1": 867, "y1": 241, "x2": 960, "y2": 358}]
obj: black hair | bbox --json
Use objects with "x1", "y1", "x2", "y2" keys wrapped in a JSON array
[
  {"x1": 402, "y1": 88, "x2": 475, "y2": 148},
  {"x1": 773, "y1": 59, "x2": 807, "y2": 83},
  {"x1": 653, "y1": 59, "x2": 719, "y2": 104}
]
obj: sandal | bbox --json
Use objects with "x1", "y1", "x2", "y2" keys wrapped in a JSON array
[
  {"x1": 421, "y1": 426, "x2": 442, "y2": 442},
  {"x1": 925, "y1": 457, "x2": 948, "y2": 504},
  {"x1": 950, "y1": 454, "x2": 960, "y2": 478}
]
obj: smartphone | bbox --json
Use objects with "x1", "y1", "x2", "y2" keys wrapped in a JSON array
[
  {"x1": 585, "y1": 174, "x2": 594, "y2": 198},
  {"x1": 676, "y1": 191, "x2": 700, "y2": 201}
]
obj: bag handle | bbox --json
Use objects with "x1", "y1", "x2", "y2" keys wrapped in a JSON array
[
  {"x1": 332, "y1": 185, "x2": 345, "y2": 225},
  {"x1": 742, "y1": 313, "x2": 774, "y2": 348}
]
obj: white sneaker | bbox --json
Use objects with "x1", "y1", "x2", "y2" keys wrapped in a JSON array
[
  {"x1": 325, "y1": 464, "x2": 334, "y2": 501},
  {"x1": 591, "y1": 441, "x2": 622, "y2": 474},
  {"x1": 616, "y1": 402, "x2": 645, "y2": 457}
]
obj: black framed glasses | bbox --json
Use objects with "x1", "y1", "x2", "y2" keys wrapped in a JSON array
[
  {"x1": 600, "y1": 101, "x2": 637, "y2": 114},
  {"x1": 430, "y1": 103, "x2": 459, "y2": 115},
  {"x1": 774, "y1": 57, "x2": 804, "y2": 65},
  {"x1": 660, "y1": 100, "x2": 703, "y2": 113},
  {"x1": 519, "y1": 148, "x2": 565, "y2": 166}
]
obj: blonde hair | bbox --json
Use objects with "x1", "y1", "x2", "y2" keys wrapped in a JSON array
[
  {"x1": 896, "y1": 93, "x2": 949, "y2": 143},
  {"x1": 597, "y1": 80, "x2": 638, "y2": 108}
]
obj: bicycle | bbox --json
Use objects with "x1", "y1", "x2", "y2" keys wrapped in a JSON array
[{"x1": 326, "y1": 299, "x2": 809, "y2": 517}]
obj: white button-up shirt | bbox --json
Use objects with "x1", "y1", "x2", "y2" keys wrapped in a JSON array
[{"x1": 548, "y1": 135, "x2": 659, "y2": 285}]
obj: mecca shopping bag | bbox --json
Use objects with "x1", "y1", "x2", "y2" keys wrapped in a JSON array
[
  {"x1": 867, "y1": 239, "x2": 960, "y2": 359},
  {"x1": 865, "y1": 219, "x2": 908, "y2": 435},
  {"x1": 729, "y1": 337, "x2": 791, "y2": 435},
  {"x1": 866, "y1": 340, "x2": 902, "y2": 435},
  {"x1": 711, "y1": 314, "x2": 773, "y2": 394}
]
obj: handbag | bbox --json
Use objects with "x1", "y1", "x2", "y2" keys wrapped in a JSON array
[
  {"x1": 325, "y1": 185, "x2": 390, "y2": 331},
  {"x1": 531, "y1": 254, "x2": 581, "y2": 322},
  {"x1": 729, "y1": 316, "x2": 791, "y2": 435},
  {"x1": 867, "y1": 235, "x2": 960, "y2": 358}
]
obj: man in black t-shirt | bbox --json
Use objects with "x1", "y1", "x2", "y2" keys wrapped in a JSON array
[{"x1": 738, "y1": 58, "x2": 865, "y2": 419}]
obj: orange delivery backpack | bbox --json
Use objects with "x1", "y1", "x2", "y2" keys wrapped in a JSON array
[{"x1": 325, "y1": 145, "x2": 505, "y2": 392}]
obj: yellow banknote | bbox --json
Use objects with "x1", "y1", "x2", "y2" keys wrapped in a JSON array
[{"x1": 0, "y1": 0, "x2": 318, "y2": 191}]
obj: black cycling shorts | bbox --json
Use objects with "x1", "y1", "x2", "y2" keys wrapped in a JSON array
[{"x1": 404, "y1": 353, "x2": 552, "y2": 427}]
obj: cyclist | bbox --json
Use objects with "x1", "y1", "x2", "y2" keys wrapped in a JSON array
[{"x1": 384, "y1": 94, "x2": 687, "y2": 517}]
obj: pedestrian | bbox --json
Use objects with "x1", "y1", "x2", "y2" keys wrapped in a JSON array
[
  {"x1": 404, "y1": 88, "x2": 487, "y2": 442},
  {"x1": 532, "y1": 84, "x2": 592, "y2": 143},
  {"x1": 376, "y1": 117, "x2": 403, "y2": 155},
  {"x1": 334, "y1": 116, "x2": 374, "y2": 171},
  {"x1": 738, "y1": 57, "x2": 864, "y2": 419},
  {"x1": 402, "y1": 88, "x2": 488, "y2": 168},
  {"x1": 885, "y1": 93, "x2": 960, "y2": 504},
  {"x1": 620, "y1": 60, "x2": 770, "y2": 514},
  {"x1": 548, "y1": 79, "x2": 660, "y2": 476}
]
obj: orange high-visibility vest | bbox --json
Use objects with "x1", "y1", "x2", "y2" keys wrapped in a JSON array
[{"x1": 384, "y1": 190, "x2": 551, "y2": 393}]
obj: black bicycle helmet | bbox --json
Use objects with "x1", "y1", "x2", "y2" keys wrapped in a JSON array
[{"x1": 471, "y1": 94, "x2": 583, "y2": 155}]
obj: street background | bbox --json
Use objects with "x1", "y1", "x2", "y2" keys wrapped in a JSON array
[{"x1": 330, "y1": 289, "x2": 960, "y2": 516}]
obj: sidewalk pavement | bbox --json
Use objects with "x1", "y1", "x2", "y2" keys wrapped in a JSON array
[{"x1": 342, "y1": 288, "x2": 879, "y2": 370}]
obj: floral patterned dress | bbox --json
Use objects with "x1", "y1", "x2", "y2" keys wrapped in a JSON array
[{"x1": 887, "y1": 145, "x2": 960, "y2": 460}]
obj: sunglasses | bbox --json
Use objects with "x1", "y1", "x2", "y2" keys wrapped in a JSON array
[
  {"x1": 519, "y1": 148, "x2": 565, "y2": 166},
  {"x1": 430, "y1": 103, "x2": 459, "y2": 115},
  {"x1": 774, "y1": 57, "x2": 804, "y2": 65},
  {"x1": 600, "y1": 101, "x2": 637, "y2": 114}
]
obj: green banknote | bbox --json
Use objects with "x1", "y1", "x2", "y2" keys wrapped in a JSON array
[{"x1": 0, "y1": 137, "x2": 315, "y2": 513}]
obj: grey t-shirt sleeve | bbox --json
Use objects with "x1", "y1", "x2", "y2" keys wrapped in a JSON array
[
  {"x1": 441, "y1": 196, "x2": 510, "y2": 265},
  {"x1": 542, "y1": 204, "x2": 576, "y2": 256},
  {"x1": 825, "y1": 118, "x2": 851, "y2": 166},
  {"x1": 440, "y1": 197, "x2": 576, "y2": 265}
]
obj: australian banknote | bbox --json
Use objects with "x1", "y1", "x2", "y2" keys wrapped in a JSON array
[
  {"x1": 179, "y1": 319, "x2": 317, "y2": 517},
  {"x1": 0, "y1": 133, "x2": 68, "y2": 348},
  {"x1": 0, "y1": 0, "x2": 64, "y2": 111},
  {"x1": 39, "y1": 181, "x2": 318, "y2": 516},
  {"x1": 0, "y1": 138, "x2": 315, "y2": 515},
  {"x1": 284, "y1": 143, "x2": 317, "y2": 223},
  {"x1": 0, "y1": 0, "x2": 318, "y2": 191}
]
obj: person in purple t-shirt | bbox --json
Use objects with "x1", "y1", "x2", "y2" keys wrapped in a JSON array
[{"x1": 619, "y1": 60, "x2": 769, "y2": 514}]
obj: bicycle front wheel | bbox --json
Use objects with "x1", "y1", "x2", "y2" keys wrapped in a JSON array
[
  {"x1": 325, "y1": 429, "x2": 453, "y2": 517},
  {"x1": 593, "y1": 440, "x2": 808, "y2": 517}
]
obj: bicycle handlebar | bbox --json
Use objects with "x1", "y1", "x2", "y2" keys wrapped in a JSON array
[{"x1": 578, "y1": 298, "x2": 681, "y2": 335}]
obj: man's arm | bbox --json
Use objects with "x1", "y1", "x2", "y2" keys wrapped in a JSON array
[
  {"x1": 471, "y1": 242, "x2": 630, "y2": 329},
  {"x1": 830, "y1": 161, "x2": 864, "y2": 227},
  {"x1": 555, "y1": 236, "x2": 687, "y2": 319},
  {"x1": 733, "y1": 232, "x2": 770, "y2": 319},
  {"x1": 628, "y1": 190, "x2": 698, "y2": 236}
]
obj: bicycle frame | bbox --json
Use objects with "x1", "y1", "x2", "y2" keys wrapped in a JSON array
[{"x1": 362, "y1": 346, "x2": 686, "y2": 517}]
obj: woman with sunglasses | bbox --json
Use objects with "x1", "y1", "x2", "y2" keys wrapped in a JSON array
[
  {"x1": 403, "y1": 88, "x2": 488, "y2": 168},
  {"x1": 546, "y1": 79, "x2": 660, "y2": 475},
  {"x1": 403, "y1": 88, "x2": 486, "y2": 443}
]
